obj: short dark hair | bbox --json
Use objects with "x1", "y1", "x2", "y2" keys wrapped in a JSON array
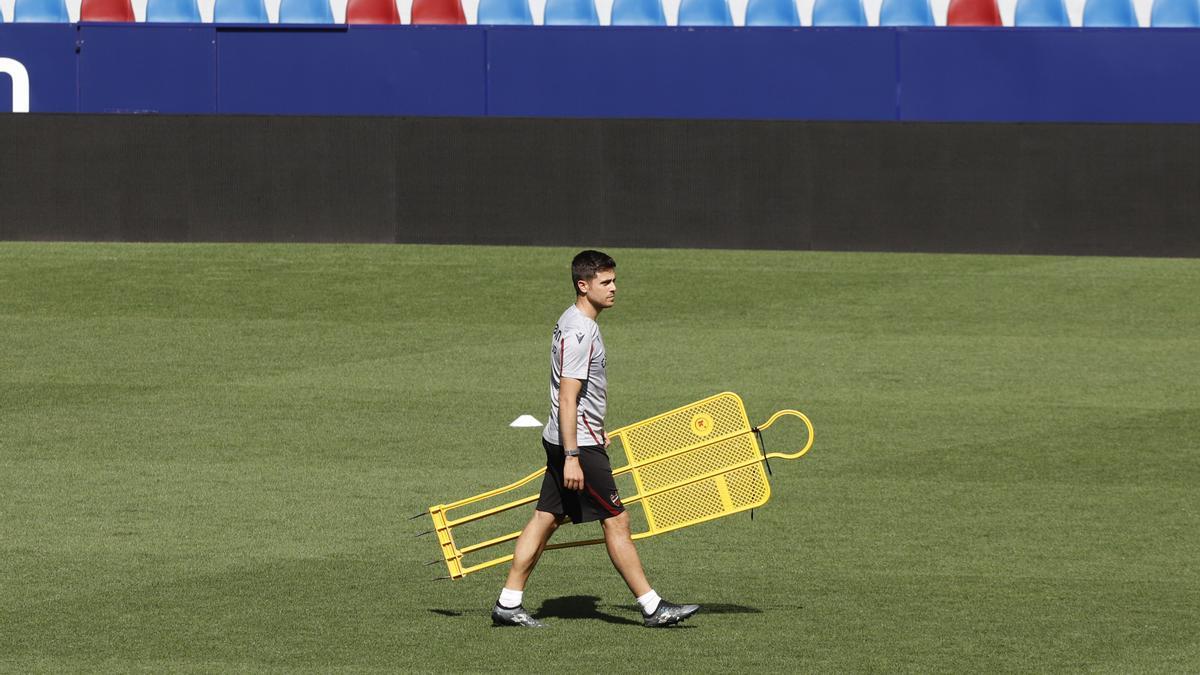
[{"x1": 572, "y1": 250, "x2": 616, "y2": 295}]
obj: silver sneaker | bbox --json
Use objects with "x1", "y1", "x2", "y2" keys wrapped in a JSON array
[
  {"x1": 491, "y1": 603, "x2": 546, "y2": 628},
  {"x1": 642, "y1": 600, "x2": 700, "y2": 627}
]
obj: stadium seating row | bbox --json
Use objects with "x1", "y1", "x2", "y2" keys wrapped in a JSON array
[{"x1": 3, "y1": 0, "x2": 1197, "y2": 25}]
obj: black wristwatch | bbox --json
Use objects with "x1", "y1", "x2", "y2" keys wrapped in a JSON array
[{"x1": 564, "y1": 448, "x2": 581, "y2": 458}]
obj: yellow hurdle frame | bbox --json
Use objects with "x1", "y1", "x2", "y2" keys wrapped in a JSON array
[{"x1": 424, "y1": 392, "x2": 814, "y2": 580}]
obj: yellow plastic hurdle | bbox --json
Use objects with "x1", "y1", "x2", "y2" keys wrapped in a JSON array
[{"x1": 423, "y1": 392, "x2": 814, "y2": 580}]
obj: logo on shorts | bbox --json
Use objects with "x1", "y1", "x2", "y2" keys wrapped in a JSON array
[
  {"x1": 610, "y1": 491, "x2": 622, "y2": 507},
  {"x1": 690, "y1": 412, "x2": 715, "y2": 437}
]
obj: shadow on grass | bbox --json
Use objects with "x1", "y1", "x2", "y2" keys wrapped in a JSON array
[
  {"x1": 530, "y1": 596, "x2": 756, "y2": 624},
  {"x1": 425, "y1": 598, "x2": 757, "y2": 623},
  {"x1": 698, "y1": 603, "x2": 763, "y2": 614},
  {"x1": 535, "y1": 595, "x2": 641, "y2": 626}
]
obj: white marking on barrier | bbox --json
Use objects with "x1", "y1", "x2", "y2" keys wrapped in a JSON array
[{"x1": 0, "y1": 58, "x2": 31, "y2": 114}]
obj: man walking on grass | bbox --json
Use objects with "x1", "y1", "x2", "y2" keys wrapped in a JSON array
[{"x1": 491, "y1": 250, "x2": 700, "y2": 629}]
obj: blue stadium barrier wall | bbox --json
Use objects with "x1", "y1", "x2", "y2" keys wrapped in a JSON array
[
  {"x1": 79, "y1": 25, "x2": 218, "y2": 114},
  {"x1": 4, "y1": 24, "x2": 1200, "y2": 121},
  {"x1": 0, "y1": 24, "x2": 77, "y2": 114},
  {"x1": 484, "y1": 27, "x2": 898, "y2": 120},
  {"x1": 216, "y1": 26, "x2": 487, "y2": 116},
  {"x1": 2, "y1": 114, "x2": 1199, "y2": 256}
]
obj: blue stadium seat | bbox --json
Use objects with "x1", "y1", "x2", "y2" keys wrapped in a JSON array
[
  {"x1": 13, "y1": 0, "x2": 70, "y2": 22},
  {"x1": 879, "y1": 0, "x2": 933, "y2": 24},
  {"x1": 745, "y1": 0, "x2": 799, "y2": 24},
  {"x1": 1015, "y1": 0, "x2": 1069, "y2": 24},
  {"x1": 611, "y1": 0, "x2": 666, "y2": 24},
  {"x1": 1150, "y1": 0, "x2": 1200, "y2": 25},
  {"x1": 812, "y1": 0, "x2": 867, "y2": 25},
  {"x1": 214, "y1": 0, "x2": 268, "y2": 21},
  {"x1": 678, "y1": 0, "x2": 732, "y2": 24},
  {"x1": 146, "y1": 0, "x2": 201, "y2": 21},
  {"x1": 478, "y1": 0, "x2": 533, "y2": 23},
  {"x1": 544, "y1": 0, "x2": 599, "y2": 23},
  {"x1": 279, "y1": 0, "x2": 333, "y2": 22},
  {"x1": 1083, "y1": 0, "x2": 1137, "y2": 25}
]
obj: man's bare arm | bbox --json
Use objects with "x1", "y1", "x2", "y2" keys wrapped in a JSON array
[{"x1": 559, "y1": 377, "x2": 585, "y2": 491}]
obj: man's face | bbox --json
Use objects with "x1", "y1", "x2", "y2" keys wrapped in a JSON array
[{"x1": 578, "y1": 268, "x2": 616, "y2": 309}]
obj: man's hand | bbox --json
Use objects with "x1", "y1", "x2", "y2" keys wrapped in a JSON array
[
  {"x1": 603, "y1": 433, "x2": 611, "y2": 450},
  {"x1": 564, "y1": 455, "x2": 584, "y2": 491}
]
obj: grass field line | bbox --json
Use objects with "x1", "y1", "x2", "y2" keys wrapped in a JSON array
[{"x1": 6, "y1": 239, "x2": 1197, "y2": 271}]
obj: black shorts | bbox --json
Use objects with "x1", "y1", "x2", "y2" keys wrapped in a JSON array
[{"x1": 536, "y1": 438, "x2": 626, "y2": 524}]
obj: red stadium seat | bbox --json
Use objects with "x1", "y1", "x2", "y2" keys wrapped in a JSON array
[
  {"x1": 947, "y1": 0, "x2": 1001, "y2": 23},
  {"x1": 347, "y1": 0, "x2": 400, "y2": 22},
  {"x1": 81, "y1": 0, "x2": 135, "y2": 20},
  {"x1": 411, "y1": 0, "x2": 465, "y2": 23}
]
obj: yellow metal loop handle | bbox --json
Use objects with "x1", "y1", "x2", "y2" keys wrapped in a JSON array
[{"x1": 755, "y1": 409, "x2": 814, "y2": 460}]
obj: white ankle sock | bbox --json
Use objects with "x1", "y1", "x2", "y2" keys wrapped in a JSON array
[
  {"x1": 636, "y1": 590, "x2": 661, "y2": 615},
  {"x1": 498, "y1": 588, "x2": 524, "y2": 609}
]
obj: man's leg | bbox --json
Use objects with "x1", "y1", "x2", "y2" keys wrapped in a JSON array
[
  {"x1": 504, "y1": 510, "x2": 563, "y2": 592},
  {"x1": 599, "y1": 511, "x2": 651, "y2": 597},
  {"x1": 493, "y1": 510, "x2": 563, "y2": 627},
  {"x1": 601, "y1": 511, "x2": 700, "y2": 627}
]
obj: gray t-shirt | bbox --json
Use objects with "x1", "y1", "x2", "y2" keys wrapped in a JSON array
[{"x1": 543, "y1": 304, "x2": 608, "y2": 448}]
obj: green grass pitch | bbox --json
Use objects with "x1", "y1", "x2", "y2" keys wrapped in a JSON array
[{"x1": 1, "y1": 242, "x2": 1198, "y2": 672}]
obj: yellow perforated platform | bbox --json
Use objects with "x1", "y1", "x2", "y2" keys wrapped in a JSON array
[{"x1": 422, "y1": 392, "x2": 813, "y2": 580}]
